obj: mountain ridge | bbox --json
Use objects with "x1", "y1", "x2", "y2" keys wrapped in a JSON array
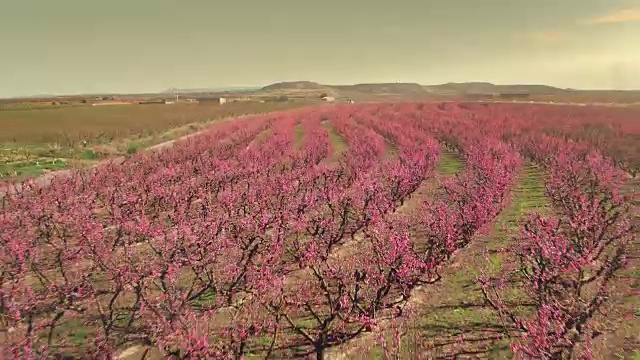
[
  {"x1": 162, "y1": 86, "x2": 261, "y2": 94},
  {"x1": 261, "y1": 81, "x2": 570, "y2": 95}
]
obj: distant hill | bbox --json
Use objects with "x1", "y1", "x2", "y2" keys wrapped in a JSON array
[
  {"x1": 260, "y1": 82, "x2": 431, "y2": 101},
  {"x1": 259, "y1": 81, "x2": 570, "y2": 99},
  {"x1": 163, "y1": 86, "x2": 260, "y2": 94},
  {"x1": 10, "y1": 81, "x2": 640, "y2": 101},
  {"x1": 424, "y1": 82, "x2": 567, "y2": 95},
  {"x1": 332, "y1": 83, "x2": 427, "y2": 95},
  {"x1": 261, "y1": 81, "x2": 328, "y2": 91}
]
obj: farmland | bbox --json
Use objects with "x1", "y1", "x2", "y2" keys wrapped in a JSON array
[
  {"x1": 0, "y1": 102, "x2": 637, "y2": 359},
  {"x1": 0, "y1": 101, "x2": 312, "y2": 180}
]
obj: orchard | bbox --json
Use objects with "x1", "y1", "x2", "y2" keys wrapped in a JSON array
[{"x1": 0, "y1": 102, "x2": 636, "y2": 359}]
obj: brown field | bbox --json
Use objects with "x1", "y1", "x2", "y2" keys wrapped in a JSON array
[
  {"x1": 0, "y1": 100, "x2": 315, "y2": 179},
  {"x1": 0, "y1": 101, "x2": 312, "y2": 147}
]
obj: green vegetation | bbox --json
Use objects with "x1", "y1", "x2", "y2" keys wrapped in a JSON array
[
  {"x1": 324, "y1": 124, "x2": 347, "y2": 154},
  {"x1": 68, "y1": 325, "x2": 92, "y2": 346},
  {"x1": 126, "y1": 143, "x2": 139, "y2": 155},
  {"x1": 367, "y1": 163, "x2": 548, "y2": 359},
  {"x1": 487, "y1": 164, "x2": 548, "y2": 250},
  {"x1": 191, "y1": 289, "x2": 217, "y2": 309},
  {"x1": 438, "y1": 150, "x2": 464, "y2": 175},
  {"x1": 322, "y1": 122, "x2": 347, "y2": 162},
  {"x1": 294, "y1": 123, "x2": 304, "y2": 149},
  {"x1": 0, "y1": 158, "x2": 68, "y2": 179},
  {"x1": 421, "y1": 164, "x2": 546, "y2": 357},
  {"x1": 45, "y1": 318, "x2": 92, "y2": 349},
  {"x1": 79, "y1": 149, "x2": 100, "y2": 160}
]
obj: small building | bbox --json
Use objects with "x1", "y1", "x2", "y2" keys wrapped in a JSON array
[
  {"x1": 321, "y1": 96, "x2": 336, "y2": 102},
  {"x1": 346, "y1": 99, "x2": 355, "y2": 104},
  {"x1": 196, "y1": 97, "x2": 227, "y2": 104}
]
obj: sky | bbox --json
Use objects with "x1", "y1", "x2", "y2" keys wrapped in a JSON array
[{"x1": 1, "y1": 0, "x2": 639, "y2": 97}]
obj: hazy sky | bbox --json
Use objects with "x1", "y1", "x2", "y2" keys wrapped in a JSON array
[{"x1": 1, "y1": 0, "x2": 639, "y2": 97}]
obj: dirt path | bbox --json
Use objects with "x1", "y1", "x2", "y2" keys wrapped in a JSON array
[
  {"x1": 404, "y1": 163, "x2": 546, "y2": 360},
  {"x1": 385, "y1": 164, "x2": 637, "y2": 360},
  {"x1": 327, "y1": 163, "x2": 546, "y2": 359},
  {"x1": 321, "y1": 121, "x2": 347, "y2": 164},
  {"x1": 330, "y1": 149, "x2": 462, "y2": 263},
  {"x1": 326, "y1": 149, "x2": 466, "y2": 360},
  {"x1": 294, "y1": 123, "x2": 304, "y2": 150},
  {"x1": 594, "y1": 176, "x2": 640, "y2": 358}
]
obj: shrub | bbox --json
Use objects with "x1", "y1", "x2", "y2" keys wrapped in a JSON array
[{"x1": 126, "y1": 143, "x2": 139, "y2": 154}]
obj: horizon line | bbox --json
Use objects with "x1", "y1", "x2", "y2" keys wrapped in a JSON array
[{"x1": 2, "y1": 81, "x2": 639, "y2": 100}]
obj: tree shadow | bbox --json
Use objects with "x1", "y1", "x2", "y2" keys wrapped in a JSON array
[
  {"x1": 253, "y1": 327, "x2": 372, "y2": 359},
  {"x1": 415, "y1": 321, "x2": 515, "y2": 360}
]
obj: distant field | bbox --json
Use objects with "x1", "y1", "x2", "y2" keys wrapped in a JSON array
[
  {"x1": 0, "y1": 101, "x2": 311, "y2": 146},
  {"x1": 0, "y1": 101, "x2": 312, "y2": 179}
]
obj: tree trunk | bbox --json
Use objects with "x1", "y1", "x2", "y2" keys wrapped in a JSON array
[{"x1": 315, "y1": 345, "x2": 325, "y2": 360}]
